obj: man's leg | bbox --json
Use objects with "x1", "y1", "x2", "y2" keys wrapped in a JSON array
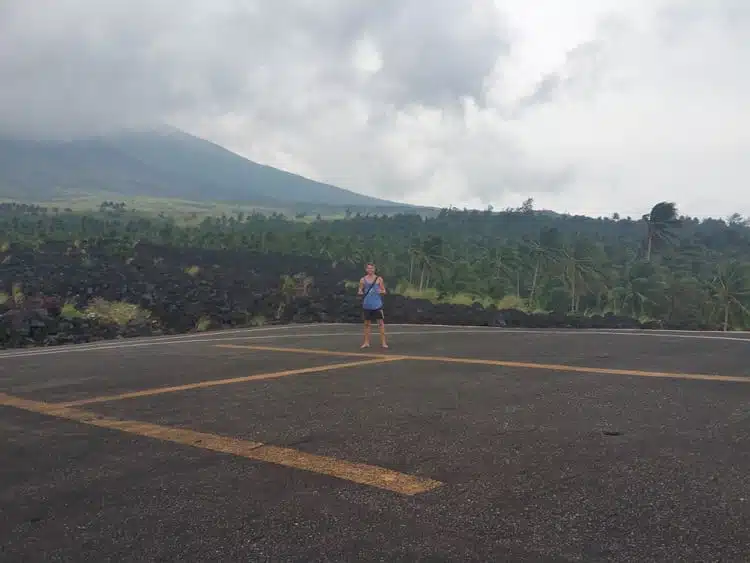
[
  {"x1": 361, "y1": 317, "x2": 371, "y2": 348},
  {"x1": 378, "y1": 310, "x2": 387, "y2": 348}
]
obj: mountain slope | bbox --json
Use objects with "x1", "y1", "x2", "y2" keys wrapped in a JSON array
[{"x1": 0, "y1": 128, "x2": 407, "y2": 208}]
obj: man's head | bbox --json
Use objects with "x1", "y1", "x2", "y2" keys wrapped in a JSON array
[{"x1": 365, "y1": 263, "x2": 376, "y2": 275}]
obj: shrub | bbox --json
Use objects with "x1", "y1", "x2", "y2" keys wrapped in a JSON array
[
  {"x1": 195, "y1": 315, "x2": 212, "y2": 332},
  {"x1": 61, "y1": 303, "x2": 84, "y2": 319},
  {"x1": 84, "y1": 299, "x2": 151, "y2": 326}
]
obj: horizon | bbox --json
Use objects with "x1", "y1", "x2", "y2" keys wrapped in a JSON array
[
  {"x1": 1, "y1": 1, "x2": 747, "y2": 222},
  {"x1": 0, "y1": 127, "x2": 741, "y2": 223}
]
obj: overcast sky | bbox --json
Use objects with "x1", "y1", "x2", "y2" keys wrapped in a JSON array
[{"x1": 1, "y1": 0, "x2": 748, "y2": 218}]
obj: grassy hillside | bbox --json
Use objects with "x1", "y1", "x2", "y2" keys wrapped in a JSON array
[
  {"x1": 0, "y1": 128, "x2": 413, "y2": 210},
  {"x1": 18, "y1": 193, "x2": 430, "y2": 222}
]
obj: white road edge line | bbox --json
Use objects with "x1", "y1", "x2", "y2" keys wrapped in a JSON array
[
  {"x1": 0, "y1": 323, "x2": 324, "y2": 358},
  {"x1": 385, "y1": 323, "x2": 750, "y2": 335},
  {"x1": 0, "y1": 328, "x2": 504, "y2": 359},
  {"x1": 1, "y1": 323, "x2": 749, "y2": 359},
  {"x1": 386, "y1": 324, "x2": 750, "y2": 342}
]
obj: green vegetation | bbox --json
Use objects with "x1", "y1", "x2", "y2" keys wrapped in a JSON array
[
  {"x1": 194, "y1": 315, "x2": 212, "y2": 332},
  {"x1": 83, "y1": 298, "x2": 151, "y2": 326},
  {"x1": 3, "y1": 198, "x2": 750, "y2": 329},
  {"x1": 27, "y1": 193, "x2": 408, "y2": 223},
  {"x1": 248, "y1": 315, "x2": 266, "y2": 327},
  {"x1": 394, "y1": 283, "x2": 527, "y2": 309},
  {"x1": 60, "y1": 302, "x2": 84, "y2": 319}
]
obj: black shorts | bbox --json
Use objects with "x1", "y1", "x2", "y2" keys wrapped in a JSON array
[{"x1": 362, "y1": 308, "x2": 384, "y2": 322}]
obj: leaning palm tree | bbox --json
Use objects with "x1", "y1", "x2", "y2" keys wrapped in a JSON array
[{"x1": 643, "y1": 202, "x2": 681, "y2": 261}]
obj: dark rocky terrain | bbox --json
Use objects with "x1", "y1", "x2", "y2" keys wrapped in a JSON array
[{"x1": 0, "y1": 242, "x2": 710, "y2": 349}]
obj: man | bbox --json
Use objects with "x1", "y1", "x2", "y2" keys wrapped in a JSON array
[{"x1": 357, "y1": 263, "x2": 388, "y2": 348}]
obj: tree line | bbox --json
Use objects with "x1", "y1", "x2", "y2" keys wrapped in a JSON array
[{"x1": 2, "y1": 200, "x2": 750, "y2": 329}]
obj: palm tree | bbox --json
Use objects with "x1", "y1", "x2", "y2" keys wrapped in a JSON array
[
  {"x1": 276, "y1": 275, "x2": 299, "y2": 319},
  {"x1": 485, "y1": 244, "x2": 523, "y2": 297},
  {"x1": 613, "y1": 260, "x2": 668, "y2": 319},
  {"x1": 317, "y1": 235, "x2": 334, "y2": 261},
  {"x1": 407, "y1": 237, "x2": 421, "y2": 285},
  {"x1": 709, "y1": 261, "x2": 750, "y2": 331},
  {"x1": 527, "y1": 228, "x2": 564, "y2": 308},
  {"x1": 559, "y1": 237, "x2": 600, "y2": 313},
  {"x1": 643, "y1": 202, "x2": 680, "y2": 261},
  {"x1": 413, "y1": 235, "x2": 449, "y2": 291}
]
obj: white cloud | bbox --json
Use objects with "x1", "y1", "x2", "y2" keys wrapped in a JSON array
[{"x1": 0, "y1": 0, "x2": 748, "y2": 218}]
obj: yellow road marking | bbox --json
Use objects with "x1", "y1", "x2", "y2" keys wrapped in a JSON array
[
  {"x1": 218, "y1": 344, "x2": 750, "y2": 383},
  {"x1": 404, "y1": 356, "x2": 750, "y2": 383},
  {"x1": 0, "y1": 393, "x2": 442, "y2": 495},
  {"x1": 217, "y1": 343, "x2": 392, "y2": 358},
  {"x1": 61, "y1": 357, "x2": 404, "y2": 407}
]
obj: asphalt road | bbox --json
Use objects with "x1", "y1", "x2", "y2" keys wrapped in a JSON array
[{"x1": 1, "y1": 324, "x2": 749, "y2": 562}]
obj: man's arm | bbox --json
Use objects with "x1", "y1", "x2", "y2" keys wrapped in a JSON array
[
  {"x1": 357, "y1": 277, "x2": 364, "y2": 295},
  {"x1": 378, "y1": 277, "x2": 386, "y2": 294}
]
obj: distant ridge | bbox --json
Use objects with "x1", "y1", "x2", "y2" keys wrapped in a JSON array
[{"x1": 0, "y1": 127, "x2": 412, "y2": 209}]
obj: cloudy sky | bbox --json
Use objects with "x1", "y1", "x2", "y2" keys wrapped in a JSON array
[{"x1": 1, "y1": 0, "x2": 748, "y2": 218}]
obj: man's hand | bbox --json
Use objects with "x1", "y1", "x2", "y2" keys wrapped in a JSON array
[
  {"x1": 378, "y1": 277, "x2": 386, "y2": 294},
  {"x1": 357, "y1": 278, "x2": 364, "y2": 295}
]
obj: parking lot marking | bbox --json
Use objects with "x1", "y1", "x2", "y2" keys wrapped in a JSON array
[
  {"x1": 0, "y1": 393, "x2": 442, "y2": 495},
  {"x1": 60, "y1": 357, "x2": 404, "y2": 407},
  {"x1": 216, "y1": 343, "x2": 393, "y2": 358},
  {"x1": 218, "y1": 344, "x2": 750, "y2": 383},
  {"x1": 408, "y1": 356, "x2": 750, "y2": 383}
]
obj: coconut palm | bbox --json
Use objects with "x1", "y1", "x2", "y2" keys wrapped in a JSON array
[
  {"x1": 643, "y1": 202, "x2": 681, "y2": 261},
  {"x1": 709, "y1": 261, "x2": 750, "y2": 331}
]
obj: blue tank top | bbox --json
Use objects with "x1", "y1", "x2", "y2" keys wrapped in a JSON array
[{"x1": 362, "y1": 277, "x2": 383, "y2": 310}]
